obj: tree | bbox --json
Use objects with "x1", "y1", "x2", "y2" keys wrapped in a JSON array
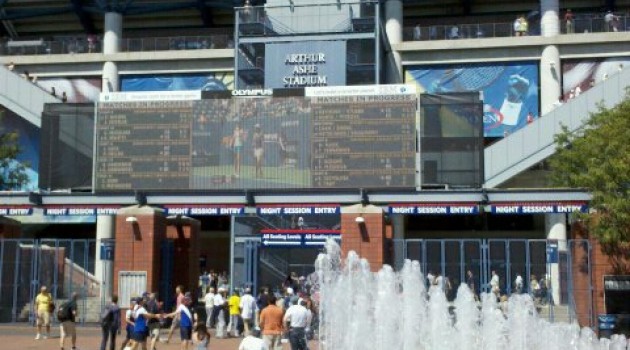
[
  {"x1": 549, "y1": 96, "x2": 630, "y2": 244},
  {"x1": 0, "y1": 109, "x2": 29, "y2": 190}
]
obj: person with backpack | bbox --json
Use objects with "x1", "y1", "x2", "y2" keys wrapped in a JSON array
[
  {"x1": 100, "y1": 295, "x2": 121, "y2": 350},
  {"x1": 58, "y1": 292, "x2": 79, "y2": 350}
]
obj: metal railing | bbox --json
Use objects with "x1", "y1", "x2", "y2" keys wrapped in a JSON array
[
  {"x1": 404, "y1": 15, "x2": 630, "y2": 41},
  {"x1": 236, "y1": 1, "x2": 378, "y2": 37},
  {"x1": 0, "y1": 34, "x2": 233, "y2": 56}
]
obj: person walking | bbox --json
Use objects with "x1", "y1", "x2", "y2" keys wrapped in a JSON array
[
  {"x1": 283, "y1": 299, "x2": 312, "y2": 350},
  {"x1": 165, "y1": 285, "x2": 185, "y2": 344},
  {"x1": 100, "y1": 295, "x2": 121, "y2": 350},
  {"x1": 146, "y1": 293, "x2": 161, "y2": 350},
  {"x1": 203, "y1": 288, "x2": 215, "y2": 328},
  {"x1": 164, "y1": 295, "x2": 194, "y2": 350},
  {"x1": 240, "y1": 288, "x2": 257, "y2": 336},
  {"x1": 59, "y1": 292, "x2": 79, "y2": 350},
  {"x1": 121, "y1": 298, "x2": 138, "y2": 350},
  {"x1": 259, "y1": 296, "x2": 283, "y2": 350},
  {"x1": 228, "y1": 290, "x2": 242, "y2": 337},
  {"x1": 130, "y1": 298, "x2": 162, "y2": 350},
  {"x1": 34, "y1": 285, "x2": 53, "y2": 340}
]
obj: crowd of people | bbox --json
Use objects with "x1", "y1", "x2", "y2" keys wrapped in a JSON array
[{"x1": 31, "y1": 273, "x2": 318, "y2": 350}]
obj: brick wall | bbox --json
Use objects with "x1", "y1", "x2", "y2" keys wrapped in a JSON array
[
  {"x1": 0, "y1": 217, "x2": 21, "y2": 238},
  {"x1": 571, "y1": 222, "x2": 630, "y2": 327},
  {"x1": 113, "y1": 207, "x2": 166, "y2": 297},
  {"x1": 340, "y1": 204, "x2": 386, "y2": 271}
]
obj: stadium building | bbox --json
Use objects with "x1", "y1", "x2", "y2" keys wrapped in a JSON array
[{"x1": 0, "y1": 0, "x2": 629, "y2": 333}]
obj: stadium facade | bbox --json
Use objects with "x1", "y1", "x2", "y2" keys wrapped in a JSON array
[{"x1": 0, "y1": 0, "x2": 629, "y2": 331}]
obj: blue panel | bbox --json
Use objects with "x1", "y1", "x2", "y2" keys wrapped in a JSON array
[
  {"x1": 121, "y1": 73, "x2": 234, "y2": 92},
  {"x1": 0, "y1": 107, "x2": 39, "y2": 190},
  {"x1": 405, "y1": 61, "x2": 540, "y2": 137}
]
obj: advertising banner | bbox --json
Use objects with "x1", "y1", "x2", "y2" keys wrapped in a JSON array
[
  {"x1": 121, "y1": 72, "x2": 234, "y2": 92},
  {"x1": 265, "y1": 41, "x2": 346, "y2": 88},
  {"x1": 562, "y1": 57, "x2": 630, "y2": 99},
  {"x1": 405, "y1": 61, "x2": 539, "y2": 137},
  {"x1": 0, "y1": 107, "x2": 39, "y2": 190}
]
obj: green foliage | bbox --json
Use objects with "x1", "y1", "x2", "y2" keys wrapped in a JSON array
[
  {"x1": 549, "y1": 97, "x2": 630, "y2": 244},
  {"x1": 0, "y1": 110, "x2": 30, "y2": 190}
]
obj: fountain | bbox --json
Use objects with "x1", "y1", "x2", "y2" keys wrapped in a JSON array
[{"x1": 315, "y1": 239, "x2": 629, "y2": 350}]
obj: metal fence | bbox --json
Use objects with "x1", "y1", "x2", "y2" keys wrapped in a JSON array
[
  {"x1": 0, "y1": 239, "x2": 100, "y2": 324},
  {"x1": 403, "y1": 16, "x2": 630, "y2": 41},
  {"x1": 392, "y1": 238, "x2": 593, "y2": 327}
]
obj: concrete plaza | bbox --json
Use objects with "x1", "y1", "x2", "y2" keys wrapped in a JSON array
[{"x1": 0, "y1": 324, "x2": 315, "y2": 350}]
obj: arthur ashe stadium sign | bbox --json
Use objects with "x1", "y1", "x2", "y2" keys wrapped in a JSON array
[{"x1": 264, "y1": 41, "x2": 346, "y2": 88}]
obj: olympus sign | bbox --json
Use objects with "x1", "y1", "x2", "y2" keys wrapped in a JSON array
[{"x1": 231, "y1": 89, "x2": 273, "y2": 96}]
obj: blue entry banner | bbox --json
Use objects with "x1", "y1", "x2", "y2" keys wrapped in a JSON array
[
  {"x1": 405, "y1": 61, "x2": 539, "y2": 137},
  {"x1": 388, "y1": 204, "x2": 479, "y2": 215},
  {"x1": 44, "y1": 206, "x2": 120, "y2": 216},
  {"x1": 260, "y1": 229, "x2": 341, "y2": 248},
  {"x1": 0, "y1": 206, "x2": 33, "y2": 216},
  {"x1": 490, "y1": 203, "x2": 588, "y2": 214},
  {"x1": 257, "y1": 205, "x2": 340, "y2": 215},
  {"x1": 165, "y1": 205, "x2": 244, "y2": 216}
]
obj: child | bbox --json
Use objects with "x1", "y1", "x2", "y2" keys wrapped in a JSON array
[{"x1": 193, "y1": 323, "x2": 211, "y2": 350}]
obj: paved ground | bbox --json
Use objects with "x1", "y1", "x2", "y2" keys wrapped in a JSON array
[{"x1": 0, "y1": 324, "x2": 316, "y2": 350}]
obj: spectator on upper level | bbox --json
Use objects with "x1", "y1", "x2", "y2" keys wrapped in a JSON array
[
  {"x1": 413, "y1": 24, "x2": 421, "y2": 40},
  {"x1": 6, "y1": 61, "x2": 15, "y2": 71},
  {"x1": 564, "y1": 9, "x2": 574, "y2": 33},
  {"x1": 449, "y1": 25, "x2": 460, "y2": 39},
  {"x1": 604, "y1": 11, "x2": 619, "y2": 32},
  {"x1": 62, "y1": 91, "x2": 68, "y2": 103}
]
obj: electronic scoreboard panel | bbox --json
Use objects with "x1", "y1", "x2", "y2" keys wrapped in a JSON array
[{"x1": 94, "y1": 85, "x2": 417, "y2": 191}]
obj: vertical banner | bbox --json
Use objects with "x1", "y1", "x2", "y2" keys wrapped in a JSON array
[
  {"x1": 405, "y1": 61, "x2": 539, "y2": 137},
  {"x1": 264, "y1": 41, "x2": 347, "y2": 88}
]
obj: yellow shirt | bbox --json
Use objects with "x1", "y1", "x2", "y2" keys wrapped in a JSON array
[
  {"x1": 35, "y1": 293, "x2": 52, "y2": 313},
  {"x1": 228, "y1": 295, "x2": 241, "y2": 315}
]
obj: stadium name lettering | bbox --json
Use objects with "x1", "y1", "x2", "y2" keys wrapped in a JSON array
[{"x1": 283, "y1": 52, "x2": 328, "y2": 87}]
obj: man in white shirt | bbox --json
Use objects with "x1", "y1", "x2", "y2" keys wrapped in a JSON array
[
  {"x1": 283, "y1": 300, "x2": 312, "y2": 350},
  {"x1": 204, "y1": 287, "x2": 215, "y2": 328},
  {"x1": 240, "y1": 288, "x2": 257, "y2": 336},
  {"x1": 239, "y1": 333, "x2": 269, "y2": 350},
  {"x1": 212, "y1": 288, "x2": 226, "y2": 332},
  {"x1": 490, "y1": 270, "x2": 500, "y2": 298}
]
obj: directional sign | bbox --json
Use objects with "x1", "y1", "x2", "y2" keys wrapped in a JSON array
[
  {"x1": 260, "y1": 229, "x2": 341, "y2": 248},
  {"x1": 100, "y1": 240, "x2": 115, "y2": 261}
]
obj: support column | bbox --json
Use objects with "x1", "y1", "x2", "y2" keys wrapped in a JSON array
[
  {"x1": 392, "y1": 214, "x2": 405, "y2": 270},
  {"x1": 540, "y1": 0, "x2": 561, "y2": 115},
  {"x1": 340, "y1": 204, "x2": 386, "y2": 271},
  {"x1": 384, "y1": 0, "x2": 403, "y2": 84},
  {"x1": 540, "y1": 0, "x2": 560, "y2": 37},
  {"x1": 540, "y1": 45, "x2": 561, "y2": 115},
  {"x1": 102, "y1": 12, "x2": 122, "y2": 92},
  {"x1": 96, "y1": 215, "x2": 115, "y2": 300},
  {"x1": 546, "y1": 213, "x2": 566, "y2": 306}
]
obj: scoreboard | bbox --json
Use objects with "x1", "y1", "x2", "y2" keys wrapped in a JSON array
[
  {"x1": 94, "y1": 85, "x2": 417, "y2": 192},
  {"x1": 310, "y1": 95, "x2": 416, "y2": 187}
]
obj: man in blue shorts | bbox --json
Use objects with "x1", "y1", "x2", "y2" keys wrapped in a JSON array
[
  {"x1": 130, "y1": 298, "x2": 161, "y2": 350},
  {"x1": 164, "y1": 295, "x2": 194, "y2": 350}
]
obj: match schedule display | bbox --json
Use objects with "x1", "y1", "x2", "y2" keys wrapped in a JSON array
[{"x1": 94, "y1": 85, "x2": 417, "y2": 191}]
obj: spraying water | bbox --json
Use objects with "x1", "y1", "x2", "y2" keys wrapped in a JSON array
[{"x1": 315, "y1": 239, "x2": 629, "y2": 350}]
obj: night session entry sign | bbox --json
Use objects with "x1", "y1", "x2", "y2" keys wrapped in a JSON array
[
  {"x1": 490, "y1": 203, "x2": 588, "y2": 214},
  {"x1": 260, "y1": 229, "x2": 341, "y2": 248},
  {"x1": 388, "y1": 204, "x2": 479, "y2": 215},
  {"x1": 257, "y1": 205, "x2": 340, "y2": 215}
]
